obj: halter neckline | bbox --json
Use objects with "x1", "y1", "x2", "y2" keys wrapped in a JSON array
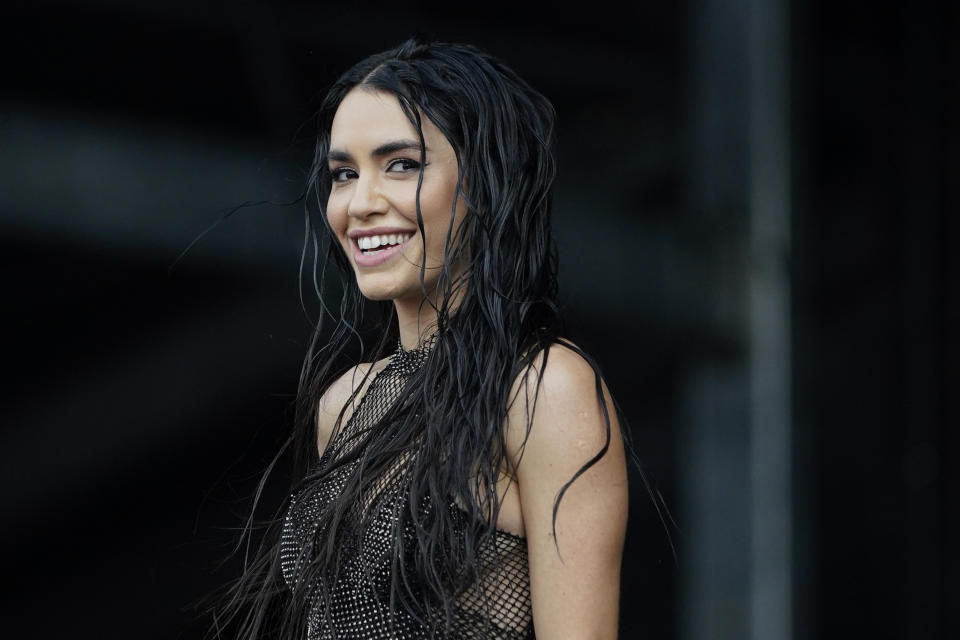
[{"x1": 389, "y1": 334, "x2": 437, "y2": 373}]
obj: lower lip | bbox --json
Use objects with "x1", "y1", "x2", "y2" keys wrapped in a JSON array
[{"x1": 352, "y1": 238, "x2": 412, "y2": 267}]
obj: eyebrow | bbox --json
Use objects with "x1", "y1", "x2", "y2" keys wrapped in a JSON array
[{"x1": 328, "y1": 139, "x2": 425, "y2": 163}]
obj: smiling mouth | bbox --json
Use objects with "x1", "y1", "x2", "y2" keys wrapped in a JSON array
[{"x1": 355, "y1": 232, "x2": 414, "y2": 254}]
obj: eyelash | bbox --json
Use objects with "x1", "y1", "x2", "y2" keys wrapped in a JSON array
[
  {"x1": 330, "y1": 167, "x2": 356, "y2": 183},
  {"x1": 329, "y1": 158, "x2": 423, "y2": 183},
  {"x1": 390, "y1": 158, "x2": 424, "y2": 174}
]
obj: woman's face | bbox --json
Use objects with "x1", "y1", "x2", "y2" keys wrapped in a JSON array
[{"x1": 326, "y1": 87, "x2": 467, "y2": 305}]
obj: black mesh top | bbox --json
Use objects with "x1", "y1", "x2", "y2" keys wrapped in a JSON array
[{"x1": 280, "y1": 341, "x2": 534, "y2": 639}]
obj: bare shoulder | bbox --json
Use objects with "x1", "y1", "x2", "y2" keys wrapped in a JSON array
[
  {"x1": 505, "y1": 340, "x2": 628, "y2": 636},
  {"x1": 316, "y1": 357, "x2": 390, "y2": 455},
  {"x1": 505, "y1": 340, "x2": 619, "y2": 458}
]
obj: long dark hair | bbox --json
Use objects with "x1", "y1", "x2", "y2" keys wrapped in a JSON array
[{"x1": 205, "y1": 37, "x2": 622, "y2": 639}]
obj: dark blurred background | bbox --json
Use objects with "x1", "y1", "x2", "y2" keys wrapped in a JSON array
[{"x1": 1, "y1": 1, "x2": 955, "y2": 639}]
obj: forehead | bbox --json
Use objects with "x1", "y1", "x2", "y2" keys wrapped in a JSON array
[
  {"x1": 329, "y1": 87, "x2": 447, "y2": 152},
  {"x1": 330, "y1": 88, "x2": 411, "y2": 142}
]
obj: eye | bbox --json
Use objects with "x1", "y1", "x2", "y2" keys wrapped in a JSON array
[
  {"x1": 386, "y1": 158, "x2": 421, "y2": 173},
  {"x1": 330, "y1": 167, "x2": 357, "y2": 183}
]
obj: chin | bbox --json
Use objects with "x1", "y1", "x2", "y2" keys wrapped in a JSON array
[
  {"x1": 354, "y1": 277, "x2": 407, "y2": 302},
  {"x1": 356, "y1": 278, "x2": 435, "y2": 306},
  {"x1": 357, "y1": 289, "x2": 398, "y2": 302}
]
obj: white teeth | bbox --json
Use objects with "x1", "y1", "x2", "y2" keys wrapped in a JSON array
[{"x1": 357, "y1": 233, "x2": 413, "y2": 252}]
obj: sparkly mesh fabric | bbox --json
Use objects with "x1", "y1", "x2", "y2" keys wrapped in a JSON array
[{"x1": 280, "y1": 342, "x2": 534, "y2": 639}]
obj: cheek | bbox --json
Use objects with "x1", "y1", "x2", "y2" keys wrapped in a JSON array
[
  {"x1": 418, "y1": 175, "x2": 459, "y2": 224},
  {"x1": 325, "y1": 193, "x2": 348, "y2": 232},
  {"x1": 423, "y1": 188, "x2": 467, "y2": 248}
]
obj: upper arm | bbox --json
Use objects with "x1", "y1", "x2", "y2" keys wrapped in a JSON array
[{"x1": 506, "y1": 344, "x2": 628, "y2": 640}]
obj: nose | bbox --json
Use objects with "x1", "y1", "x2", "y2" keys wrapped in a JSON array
[{"x1": 346, "y1": 173, "x2": 386, "y2": 220}]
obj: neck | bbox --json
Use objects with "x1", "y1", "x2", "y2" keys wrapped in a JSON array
[
  {"x1": 394, "y1": 296, "x2": 441, "y2": 350},
  {"x1": 393, "y1": 268, "x2": 466, "y2": 349}
]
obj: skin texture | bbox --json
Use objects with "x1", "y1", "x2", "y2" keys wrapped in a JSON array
[
  {"x1": 320, "y1": 87, "x2": 628, "y2": 639},
  {"x1": 505, "y1": 345, "x2": 628, "y2": 639}
]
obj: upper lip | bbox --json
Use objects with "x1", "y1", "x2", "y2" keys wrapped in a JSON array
[{"x1": 347, "y1": 226, "x2": 418, "y2": 240}]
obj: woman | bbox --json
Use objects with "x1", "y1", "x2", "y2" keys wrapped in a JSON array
[{"x1": 214, "y1": 38, "x2": 628, "y2": 640}]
